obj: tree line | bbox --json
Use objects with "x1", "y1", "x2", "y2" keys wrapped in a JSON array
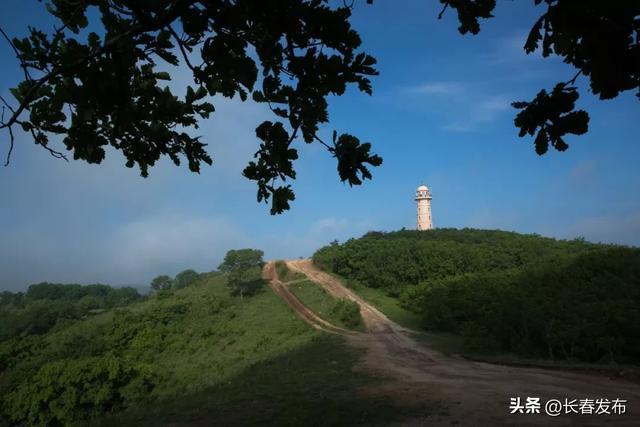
[
  {"x1": 313, "y1": 229, "x2": 640, "y2": 363},
  {"x1": 0, "y1": 248, "x2": 266, "y2": 425}
]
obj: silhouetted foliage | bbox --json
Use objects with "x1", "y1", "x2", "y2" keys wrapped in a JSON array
[
  {"x1": 0, "y1": 0, "x2": 381, "y2": 214},
  {"x1": 434, "y1": 0, "x2": 639, "y2": 154},
  {"x1": 2, "y1": 1, "x2": 634, "y2": 212},
  {"x1": 313, "y1": 229, "x2": 640, "y2": 363}
]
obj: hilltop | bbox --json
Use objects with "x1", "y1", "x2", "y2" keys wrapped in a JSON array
[
  {"x1": 1, "y1": 228, "x2": 639, "y2": 425},
  {"x1": 313, "y1": 228, "x2": 640, "y2": 364}
]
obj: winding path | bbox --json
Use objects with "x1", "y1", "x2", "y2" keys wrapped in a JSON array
[{"x1": 265, "y1": 260, "x2": 640, "y2": 426}]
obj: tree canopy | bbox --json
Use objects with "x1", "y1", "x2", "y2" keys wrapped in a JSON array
[
  {"x1": 313, "y1": 229, "x2": 640, "y2": 363},
  {"x1": 150, "y1": 275, "x2": 174, "y2": 291},
  {"x1": 174, "y1": 269, "x2": 200, "y2": 289},
  {"x1": 1, "y1": 1, "x2": 637, "y2": 212},
  {"x1": 218, "y1": 249, "x2": 264, "y2": 298}
]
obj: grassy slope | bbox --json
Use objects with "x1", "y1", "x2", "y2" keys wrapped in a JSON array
[
  {"x1": 326, "y1": 270, "x2": 640, "y2": 374},
  {"x1": 2, "y1": 273, "x2": 423, "y2": 426},
  {"x1": 288, "y1": 280, "x2": 365, "y2": 332},
  {"x1": 345, "y1": 280, "x2": 422, "y2": 331},
  {"x1": 312, "y1": 229, "x2": 640, "y2": 367}
]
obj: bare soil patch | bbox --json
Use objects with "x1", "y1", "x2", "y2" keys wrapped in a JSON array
[{"x1": 266, "y1": 260, "x2": 640, "y2": 426}]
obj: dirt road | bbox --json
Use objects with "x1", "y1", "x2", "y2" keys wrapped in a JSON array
[{"x1": 267, "y1": 260, "x2": 640, "y2": 426}]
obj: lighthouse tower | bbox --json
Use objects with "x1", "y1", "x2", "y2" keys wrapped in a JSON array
[{"x1": 415, "y1": 185, "x2": 433, "y2": 230}]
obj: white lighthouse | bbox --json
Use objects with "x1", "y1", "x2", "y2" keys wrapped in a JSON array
[{"x1": 415, "y1": 185, "x2": 433, "y2": 230}]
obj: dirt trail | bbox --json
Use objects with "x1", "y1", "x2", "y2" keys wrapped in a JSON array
[
  {"x1": 262, "y1": 262, "x2": 356, "y2": 336},
  {"x1": 270, "y1": 260, "x2": 640, "y2": 426}
]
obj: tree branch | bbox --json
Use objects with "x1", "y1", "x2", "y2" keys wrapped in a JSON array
[
  {"x1": 565, "y1": 70, "x2": 582, "y2": 87},
  {"x1": 437, "y1": 2, "x2": 450, "y2": 20},
  {"x1": 313, "y1": 133, "x2": 333, "y2": 151},
  {"x1": 0, "y1": 26, "x2": 33, "y2": 82},
  {"x1": 167, "y1": 24, "x2": 197, "y2": 73},
  {"x1": 0, "y1": 0, "x2": 198, "y2": 160},
  {"x1": 28, "y1": 127, "x2": 68, "y2": 162},
  {"x1": 4, "y1": 120, "x2": 14, "y2": 167}
]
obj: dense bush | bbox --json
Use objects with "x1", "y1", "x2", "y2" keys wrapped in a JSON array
[
  {"x1": 314, "y1": 229, "x2": 598, "y2": 295},
  {"x1": 174, "y1": 269, "x2": 201, "y2": 289},
  {"x1": 275, "y1": 261, "x2": 306, "y2": 282},
  {"x1": 403, "y1": 249, "x2": 640, "y2": 362},
  {"x1": 0, "y1": 271, "x2": 326, "y2": 425},
  {"x1": 4, "y1": 355, "x2": 154, "y2": 426},
  {"x1": 313, "y1": 229, "x2": 640, "y2": 363},
  {"x1": 330, "y1": 299, "x2": 363, "y2": 330},
  {"x1": 0, "y1": 283, "x2": 141, "y2": 341}
]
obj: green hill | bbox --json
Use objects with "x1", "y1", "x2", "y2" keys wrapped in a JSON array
[
  {"x1": 3, "y1": 228, "x2": 638, "y2": 425},
  {"x1": 0, "y1": 272, "x2": 408, "y2": 426},
  {"x1": 313, "y1": 228, "x2": 640, "y2": 364}
]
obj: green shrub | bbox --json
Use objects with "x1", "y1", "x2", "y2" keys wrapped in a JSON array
[
  {"x1": 275, "y1": 261, "x2": 306, "y2": 282},
  {"x1": 5, "y1": 355, "x2": 154, "y2": 426},
  {"x1": 460, "y1": 322, "x2": 499, "y2": 354},
  {"x1": 330, "y1": 299, "x2": 363, "y2": 330},
  {"x1": 0, "y1": 284, "x2": 142, "y2": 341},
  {"x1": 174, "y1": 269, "x2": 201, "y2": 289},
  {"x1": 402, "y1": 250, "x2": 640, "y2": 362},
  {"x1": 313, "y1": 229, "x2": 640, "y2": 363},
  {"x1": 0, "y1": 273, "x2": 327, "y2": 425}
]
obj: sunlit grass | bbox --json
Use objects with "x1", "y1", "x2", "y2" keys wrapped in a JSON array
[
  {"x1": 289, "y1": 280, "x2": 365, "y2": 332},
  {"x1": 2, "y1": 272, "x2": 429, "y2": 425}
]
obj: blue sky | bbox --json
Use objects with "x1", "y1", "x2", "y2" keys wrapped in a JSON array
[{"x1": 1, "y1": 1, "x2": 639, "y2": 290}]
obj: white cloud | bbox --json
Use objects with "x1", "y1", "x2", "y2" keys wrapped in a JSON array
[
  {"x1": 401, "y1": 78, "x2": 513, "y2": 132},
  {"x1": 404, "y1": 82, "x2": 464, "y2": 95},
  {"x1": 443, "y1": 94, "x2": 513, "y2": 132},
  {"x1": 264, "y1": 216, "x2": 378, "y2": 261},
  {"x1": 475, "y1": 96, "x2": 513, "y2": 120},
  {"x1": 485, "y1": 30, "x2": 535, "y2": 65},
  {"x1": 0, "y1": 93, "x2": 271, "y2": 290},
  {"x1": 108, "y1": 214, "x2": 250, "y2": 278}
]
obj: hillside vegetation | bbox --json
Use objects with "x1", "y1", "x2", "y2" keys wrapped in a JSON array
[
  {"x1": 0, "y1": 270, "x2": 409, "y2": 426},
  {"x1": 289, "y1": 280, "x2": 364, "y2": 331},
  {"x1": 313, "y1": 229, "x2": 640, "y2": 364},
  {"x1": 0, "y1": 283, "x2": 141, "y2": 341},
  {"x1": 274, "y1": 260, "x2": 307, "y2": 282}
]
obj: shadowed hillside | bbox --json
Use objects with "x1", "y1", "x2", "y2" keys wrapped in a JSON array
[
  {"x1": 313, "y1": 229, "x2": 640, "y2": 364},
  {"x1": 0, "y1": 272, "x2": 422, "y2": 426}
]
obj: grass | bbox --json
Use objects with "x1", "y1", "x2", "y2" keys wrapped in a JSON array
[
  {"x1": 101, "y1": 274, "x2": 421, "y2": 425},
  {"x1": 344, "y1": 281, "x2": 423, "y2": 330},
  {"x1": 106, "y1": 334, "x2": 427, "y2": 426},
  {"x1": 323, "y1": 271, "x2": 640, "y2": 376},
  {"x1": 275, "y1": 260, "x2": 307, "y2": 282},
  {"x1": 288, "y1": 280, "x2": 365, "y2": 332},
  {"x1": 2, "y1": 271, "x2": 431, "y2": 425}
]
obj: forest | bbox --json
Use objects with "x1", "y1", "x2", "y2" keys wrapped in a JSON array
[
  {"x1": 313, "y1": 229, "x2": 640, "y2": 363},
  {"x1": 0, "y1": 283, "x2": 141, "y2": 341},
  {"x1": 0, "y1": 269, "x2": 217, "y2": 425}
]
